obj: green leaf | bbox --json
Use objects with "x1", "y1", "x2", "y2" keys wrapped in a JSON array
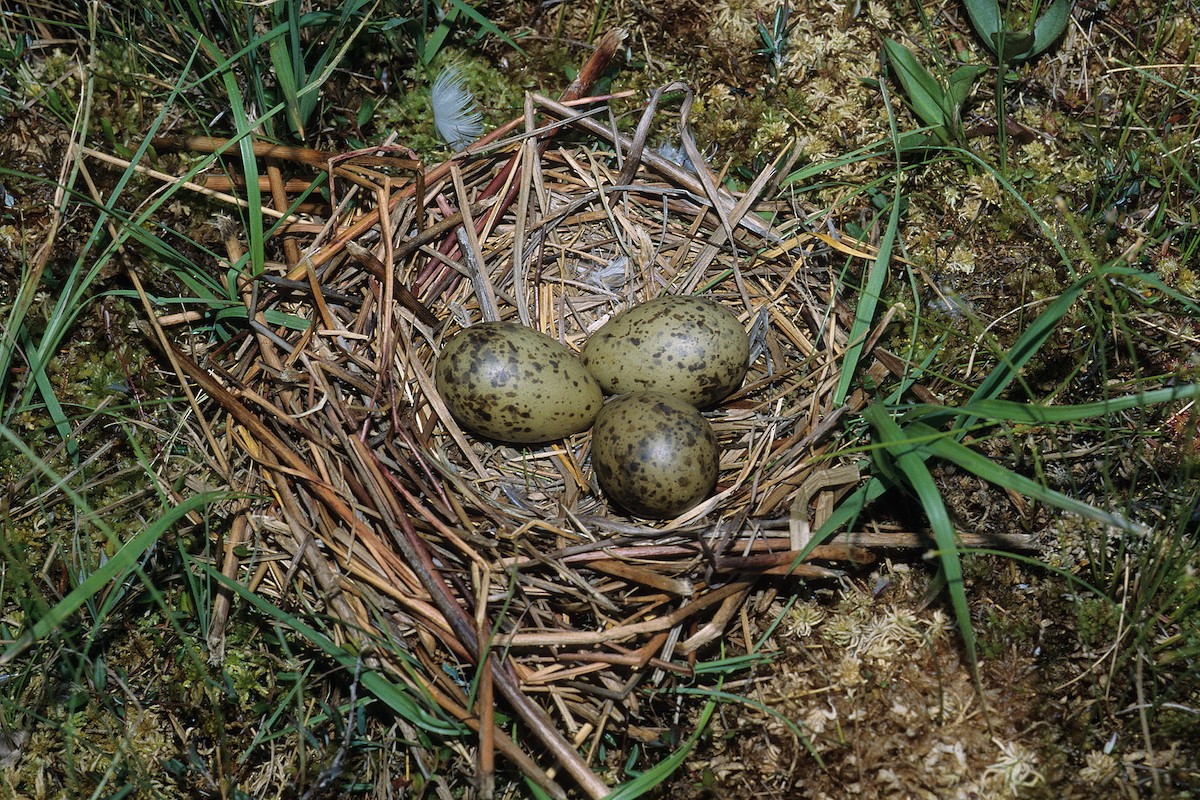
[
  {"x1": 946, "y1": 64, "x2": 986, "y2": 110},
  {"x1": 357, "y1": 97, "x2": 376, "y2": 128},
  {"x1": 961, "y1": 0, "x2": 1002, "y2": 52},
  {"x1": 992, "y1": 30, "x2": 1035, "y2": 62},
  {"x1": 882, "y1": 38, "x2": 949, "y2": 130},
  {"x1": 893, "y1": 128, "x2": 946, "y2": 153},
  {"x1": 964, "y1": 0, "x2": 1071, "y2": 64},
  {"x1": 262, "y1": 308, "x2": 311, "y2": 330},
  {"x1": 1028, "y1": 0, "x2": 1073, "y2": 61}
]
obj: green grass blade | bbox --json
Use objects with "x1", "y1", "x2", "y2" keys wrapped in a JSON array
[
  {"x1": 908, "y1": 382, "x2": 1200, "y2": 426},
  {"x1": 198, "y1": 34, "x2": 266, "y2": 276},
  {"x1": 908, "y1": 421, "x2": 1147, "y2": 534},
  {"x1": 834, "y1": 179, "x2": 901, "y2": 405},
  {"x1": 202, "y1": 566, "x2": 464, "y2": 737},
  {"x1": 12, "y1": 46, "x2": 203, "y2": 427},
  {"x1": 922, "y1": 264, "x2": 1190, "y2": 433},
  {"x1": 967, "y1": 274, "x2": 1089, "y2": 405},
  {"x1": 0, "y1": 476, "x2": 222, "y2": 665},
  {"x1": 805, "y1": 469, "x2": 889, "y2": 556},
  {"x1": 603, "y1": 695, "x2": 718, "y2": 800},
  {"x1": 863, "y1": 405, "x2": 979, "y2": 680},
  {"x1": 18, "y1": 327, "x2": 75, "y2": 452},
  {"x1": 780, "y1": 135, "x2": 904, "y2": 187},
  {"x1": 672, "y1": 687, "x2": 822, "y2": 762},
  {"x1": 446, "y1": 0, "x2": 525, "y2": 55},
  {"x1": 421, "y1": 4, "x2": 458, "y2": 66},
  {"x1": 268, "y1": 35, "x2": 303, "y2": 138},
  {"x1": 834, "y1": 66, "x2": 905, "y2": 406},
  {"x1": 290, "y1": 1, "x2": 379, "y2": 139}
]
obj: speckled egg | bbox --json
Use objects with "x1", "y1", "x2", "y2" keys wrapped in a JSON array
[
  {"x1": 581, "y1": 295, "x2": 750, "y2": 408},
  {"x1": 591, "y1": 392, "x2": 719, "y2": 518},
  {"x1": 435, "y1": 322, "x2": 603, "y2": 444}
]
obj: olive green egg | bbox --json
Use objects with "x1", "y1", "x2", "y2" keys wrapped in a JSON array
[
  {"x1": 591, "y1": 392, "x2": 719, "y2": 518},
  {"x1": 435, "y1": 322, "x2": 603, "y2": 444},
  {"x1": 581, "y1": 295, "x2": 749, "y2": 408}
]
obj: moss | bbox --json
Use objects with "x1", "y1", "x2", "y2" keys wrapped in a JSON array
[{"x1": 978, "y1": 602, "x2": 1039, "y2": 661}]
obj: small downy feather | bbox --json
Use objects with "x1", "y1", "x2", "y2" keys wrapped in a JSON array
[{"x1": 431, "y1": 65, "x2": 483, "y2": 152}]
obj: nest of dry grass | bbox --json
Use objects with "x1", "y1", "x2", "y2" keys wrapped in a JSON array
[{"x1": 131, "y1": 31, "x2": 1032, "y2": 798}]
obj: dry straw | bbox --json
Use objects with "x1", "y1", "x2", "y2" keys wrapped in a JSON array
[{"x1": 137, "y1": 29, "x2": 1033, "y2": 798}]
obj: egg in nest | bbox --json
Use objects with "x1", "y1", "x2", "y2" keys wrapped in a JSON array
[
  {"x1": 435, "y1": 322, "x2": 603, "y2": 444},
  {"x1": 581, "y1": 295, "x2": 749, "y2": 408},
  {"x1": 591, "y1": 392, "x2": 720, "y2": 518}
]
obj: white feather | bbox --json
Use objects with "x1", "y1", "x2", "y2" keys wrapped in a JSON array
[{"x1": 432, "y1": 65, "x2": 483, "y2": 152}]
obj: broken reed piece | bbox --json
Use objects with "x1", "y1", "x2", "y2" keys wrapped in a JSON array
[{"x1": 344, "y1": 241, "x2": 440, "y2": 328}]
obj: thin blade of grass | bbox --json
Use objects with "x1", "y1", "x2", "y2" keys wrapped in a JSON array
[
  {"x1": 928, "y1": 264, "x2": 1193, "y2": 435},
  {"x1": 421, "y1": 4, "x2": 459, "y2": 66},
  {"x1": 603, "y1": 695, "x2": 718, "y2": 800},
  {"x1": 11, "y1": 46, "x2": 202, "y2": 431},
  {"x1": 199, "y1": 34, "x2": 266, "y2": 276},
  {"x1": 202, "y1": 565, "x2": 465, "y2": 737},
  {"x1": 907, "y1": 421, "x2": 1147, "y2": 535},
  {"x1": 268, "y1": 35, "x2": 303, "y2": 138},
  {"x1": 907, "y1": 382, "x2": 1200, "y2": 426},
  {"x1": 780, "y1": 135, "x2": 907, "y2": 187},
  {"x1": 862, "y1": 404, "x2": 979, "y2": 681},
  {"x1": 0, "y1": 426, "x2": 223, "y2": 664},
  {"x1": 834, "y1": 70, "x2": 904, "y2": 405},
  {"x1": 792, "y1": 466, "x2": 889, "y2": 567},
  {"x1": 673, "y1": 687, "x2": 822, "y2": 762},
  {"x1": 447, "y1": 0, "x2": 525, "y2": 55}
]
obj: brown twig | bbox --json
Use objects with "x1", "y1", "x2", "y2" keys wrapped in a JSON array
[{"x1": 357, "y1": 440, "x2": 612, "y2": 799}]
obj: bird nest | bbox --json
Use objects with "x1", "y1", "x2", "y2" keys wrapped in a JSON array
[{"x1": 142, "y1": 33, "x2": 969, "y2": 798}]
